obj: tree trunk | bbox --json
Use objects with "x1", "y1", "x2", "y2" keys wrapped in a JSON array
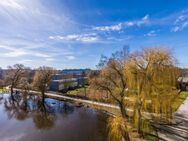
[
  {"x1": 119, "y1": 103, "x2": 128, "y2": 118},
  {"x1": 42, "y1": 91, "x2": 45, "y2": 104},
  {"x1": 10, "y1": 86, "x2": 14, "y2": 101},
  {"x1": 118, "y1": 102, "x2": 130, "y2": 141},
  {"x1": 138, "y1": 105, "x2": 142, "y2": 134},
  {"x1": 106, "y1": 92, "x2": 108, "y2": 99},
  {"x1": 136, "y1": 98, "x2": 143, "y2": 136},
  {"x1": 23, "y1": 94, "x2": 27, "y2": 111},
  {"x1": 122, "y1": 129, "x2": 130, "y2": 141},
  {"x1": 84, "y1": 86, "x2": 86, "y2": 97}
]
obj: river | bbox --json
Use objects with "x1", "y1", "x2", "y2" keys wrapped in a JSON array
[{"x1": 0, "y1": 93, "x2": 108, "y2": 141}]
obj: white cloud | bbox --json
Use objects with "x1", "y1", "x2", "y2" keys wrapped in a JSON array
[
  {"x1": 0, "y1": 0, "x2": 74, "y2": 34},
  {"x1": 93, "y1": 23, "x2": 122, "y2": 31},
  {"x1": 0, "y1": 45, "x2": 15, "y2": 50},
  {"x1": 144, "y1": 30, "x2": 157, "y2": 37},
  {"x1": 93, "y1": 14, "x2": 149, "y2": 31},
  {"x1": 0, "y1": 45, "x2": 28, "y2": 57},
  {"x1": 171, "y1": 26, "x2": 181, "y2": 32},
  {"x1": 0, "y1": 0, "x2": 25, "y2": 10},
  {"x1": 18, "y1": 59, "x2": 32, "y2": 64},
  {"x1": 66, "y1": 55, "x2": 75, "y2": 60},
  {"x1": 182, "y1": 21, "x2": 188, "y2": 29},
  {"x1": 46, "y1": 58, "x2": 55, "y2": 61},
  {"x1": 49, "y1": 33, "x2": 99, "y2": 43},
  {"x1": 35, "y1": 53, "x2": 50, "y2": 58},
  {"x1": 4, "y1": 50, "x2": 28, "y2": 57},
  {"x1": 171, "y1": 21, "x2": 188, "y2": 32},
  {"x1": 0, "y1": 44, "x2": 51, "y2": 58},
  {"x1": 142, "y1": 15, "x2": 149, "y2": 20},
  {"x1": 171, "y1": 11, "x2": 188, "y2": 32},
  {"x1": 136, "y1": 14, "x2": 150, "y2": 26}
]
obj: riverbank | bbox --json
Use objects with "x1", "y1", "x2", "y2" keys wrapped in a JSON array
[
  {"x1": 11, "y1": 89, "x2": 188, "y2": 117},
  {"x1": 13, "y1": 89, "x2": 121, "y2": 116}
]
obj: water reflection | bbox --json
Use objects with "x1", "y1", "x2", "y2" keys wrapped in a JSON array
[
  {"x1": 3, "y1": 93, "x2": 75, "y2": 129},
  {"x1": 0, "y1": 93, "x2": 108, "y2": 141}
]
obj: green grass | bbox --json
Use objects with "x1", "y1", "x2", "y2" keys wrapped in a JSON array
[
  {"x1": 0, "y1": 87, "x2": 10, "y2": 93},
  {"x1": 172, "y1": 91, "x2": 188, "y2": 111},
  {"x1": 0, "y1": 87, "x2": 5, "y2": 91},
  {"x1": 66, "y1": 86, "x2": 88, "y2": 95},
  {"x1": 0, "y1": 88, "x2": 6, "y2": 93}
]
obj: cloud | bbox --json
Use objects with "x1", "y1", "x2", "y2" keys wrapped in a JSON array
[
  {"x1": 35, "y1": 53, "x2": 50, "y2": 58},
  {"x1": 4, "y1": 50, "x2": 28, "y2": 57},
  {"x1": 46, "y1": 58, "x2": 55, "y2": 61},
  {"x1": 175, "y1": 15, "x2": 188, "y2": 23},
  {"x1": 18, "y1": 59, "x2": 32, "y2": 64},
  {"x1": 0, "y1": 44, "x2": 51, "y2": 58},
  {"x1": 171, "y1": 21, "x2": 188, "y2": 32},
  {"x1": 171, "y1": 11, "x2": 188, "y2": 32},
  {"x1": 144, "y1": 30, "x2": 157, "y2": 37},
  {"x1": 93, "y1": 14, "x2": 149, "y2": 31},
  {"x1": 0, "y1": 0, "x2": 25, "y2": 10},
  {"x1": 49, "y1": 33, "x2": 99, "y2": 43},
  {"x1": 0, "y1": 45, "x2": 28, "y2": 57},
  {"x1": 0, "y1": 0, "x2": 74, "y2": 34},
  {"x1": 171, "y1": 26, "x2": 181, "y2": 32},
  {"x1": 66, "y1": 55, "x2": 75, "y2": 60},
  {"x1": 93, "y1": 23, "x2": 122, "y2": 31}
]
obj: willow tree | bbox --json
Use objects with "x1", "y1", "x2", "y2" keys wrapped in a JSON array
[
  {"x1": 126, "y1": 47, "x2": 179, "y2": 135},
  {"x1": 89, "y1": 47, "x2": 131, "y2": 141},
  {"x1": 32, "y1": 66, "x2": 56, "y2": 103}
]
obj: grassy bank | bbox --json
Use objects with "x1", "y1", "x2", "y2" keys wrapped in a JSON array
[
  {"x1": 0, "y1": 87, "x2": 9, "y2": 93},
  {"x1": 172, "y1": 91, "x2": 188, "y2": 111},
  {"x1": 66, "y1": 86, "x2": 89, "y2": 95}
]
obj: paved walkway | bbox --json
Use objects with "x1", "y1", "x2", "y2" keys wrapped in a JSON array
[
  {"x1": 176, "y1": 97, "x2": 188, "y2": 118},
  {"x1": 158, "y1": 97, "x2": 188, "y2": 141},
  {"x1": 14, "y1": 89, "x2": 123, "y2": 115},
  {"x1": 31, "y1": 90, "x2": 120, "y2": 109}
]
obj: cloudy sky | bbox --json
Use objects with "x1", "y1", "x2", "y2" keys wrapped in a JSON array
[{"x1": 0, "y1": 0, "x2": 188, "y2": 69}]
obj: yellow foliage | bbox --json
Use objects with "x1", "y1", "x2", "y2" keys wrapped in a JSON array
[{"x1": 108, "y1": 116, "x2": 130, "y2": 141}]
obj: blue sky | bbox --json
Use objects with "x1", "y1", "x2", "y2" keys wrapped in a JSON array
[{"x1": 0, "y1": 0, "x2": 188, "y2": 69}]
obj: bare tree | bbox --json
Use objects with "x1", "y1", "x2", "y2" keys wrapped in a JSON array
[
  {"x1": 89, "y1": 46, "x2": 131, "y2": 141},
  {"x1": 90, "y1": 46, "x2": 129, "y2": 118},
  {"x1": 32, "y1": 66, "x2": 56, "y2": 103},
  {"x1": 0, "y1": 67, "x2": 3, "y2": 80},
  {"x1": 18, "y1": 77, "x2": 31, "y2": 95},
  {"x1": 5, "y1": 64, "x2": 29, "y2": 99},
  {"x1": 0, "y1": 79, "x2": 4, "y2": 89}
]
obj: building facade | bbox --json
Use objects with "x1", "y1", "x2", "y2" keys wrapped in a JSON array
[{"x1": 49, "y1": 69, "x2": 89, "y2": 92}]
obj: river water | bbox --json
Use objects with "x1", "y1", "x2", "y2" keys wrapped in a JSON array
[{"x1": 0, "y1": 93, "x2": 108, "y2": 141}]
